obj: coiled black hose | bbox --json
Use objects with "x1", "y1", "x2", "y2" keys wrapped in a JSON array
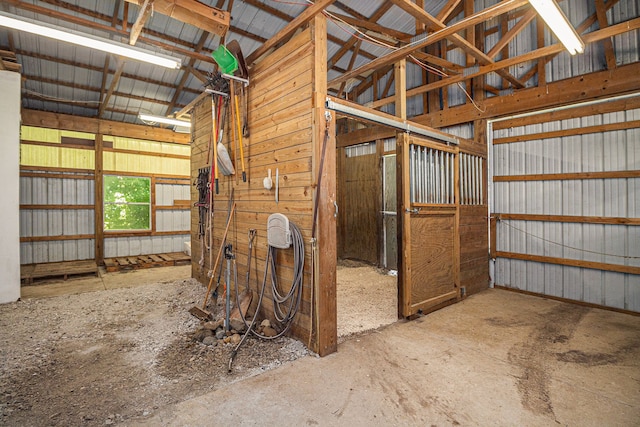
[{"x1": 229, "y1": 221, "x2": 305, "y2": 371}]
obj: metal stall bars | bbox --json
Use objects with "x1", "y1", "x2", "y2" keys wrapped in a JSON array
[{"x1": 409, "y1": 144, "x2": 456, "y2": 205}]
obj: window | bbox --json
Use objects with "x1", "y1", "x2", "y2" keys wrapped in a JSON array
[{"x1": 104, "y1": 176, "x2": 151, "y2": 231}]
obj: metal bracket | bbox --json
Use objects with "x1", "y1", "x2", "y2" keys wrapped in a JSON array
[
  {"x1": 405, "y1": 207, "x2": 421, "y2": 214},
  {"x1": 334, "y1": 201, "x2": 338, "y2": 218}
]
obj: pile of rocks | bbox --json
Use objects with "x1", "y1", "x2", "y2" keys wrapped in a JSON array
[{"x1": 191, "y1": 318, "x2": 278, "y2": 346}]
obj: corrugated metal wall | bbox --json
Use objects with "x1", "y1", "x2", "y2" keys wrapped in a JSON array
[
  {"x1": 490, "y1": 100, "x2": 640, "y2": 312},
  {"x1": 20, "y1": 126, "x2": 190, "y2": 264}
]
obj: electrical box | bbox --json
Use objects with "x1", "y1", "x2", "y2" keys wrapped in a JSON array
[{"x1": 267, "y1": 213, "x2": 291, "y2": 249}]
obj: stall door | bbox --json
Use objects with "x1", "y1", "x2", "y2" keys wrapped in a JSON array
[{"x1": 397, "y1": 134, "x2": 460, "y2": 317}]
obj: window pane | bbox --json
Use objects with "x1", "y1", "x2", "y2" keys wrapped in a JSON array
[
  {"x1": 103, "y1": 176, "x2": 151, "y2": 231},
  {"x1": 104, "y1": 176, "x2": 150, "y2": 203},
  {"x1": 104, "y1": 204, "x2": 150, "y2": 230}
]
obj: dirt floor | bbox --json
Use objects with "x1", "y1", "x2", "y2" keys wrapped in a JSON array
[
  {"x1": 0, "y1": 270, "x2": 308, "y2": 427},
  {"x1": 0, "y1": 261, "x2": 399, "y2": 426},
  {"x1": 336, "y1": 260, "x2": 397, "y2": 339}
]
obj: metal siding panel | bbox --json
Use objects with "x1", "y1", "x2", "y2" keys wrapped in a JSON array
[
  {"x1": 20, "y1": 242, "x2": 33, "y2": 265},
  {"x1": 33, "y1": 242, "x2": 48, "y2": 264},
  {"x1": 628, "y1": 275, "x2": 640, "y2": 312},
  {"x1": 33, "y1": 178, "x2": 47, "y2": 204},
  {"x1": 544, "y1": 263, "x2": 564, "y2": 298},
  {"x1": 583, "y1": 269, "x2": 604, "y2": 306},
  {"x1": 20, "y1": 177, "x2": 31, "y2": 204},
  {"x1": 33, "y1": 210, "x2": 47, "y2": 237},
  {"x1": 49, "y1": 241, "x2": 63, "y2": 262},
  {"x1": 104, "y1": 238, "x2": 117, "y2": 258},
  {"x1": 629, "y1": 226, "x2": 640, "y2": 268},
  {"x1": 62, "y1": 179, "x2": 77, "y2": 204},
  {"x1": 47, "y1": 178, "x2": 63, "y2": 204},
  {"x1": 63, "y1": 210, "x2": 78, "y2": 235},
  {"x1": 63, "y1": 240, "x2": 77, "y2": 261},
  {"x1": 152, "y1": 237, "x2": 165, "y2": 254},
  {"x1": 163, "y1": 236, "x2": 173, "y2": 253},
  {"x1": 48, "y1": 210, "x2": 63, "y2": 236},
  {"x1": 604, "y1": 271, "x2": 626, "y2": 309},
  {"x1": 511, "y1": 259, "x2": 527, "y2": 291},
  {"x1": 526, "y1": 261, "x2": 545, "y2": 294},
  {"x1": 20, "y1": 210, "x2": 32, "y2": 237},
  {"x1": 563, "y1": 265, "x2": 583, "y2": 301},
  {"x1": 140, "y1": 236, "x2": 153, "y2": 255},
  {"x1": 76, "y1": 239, "x2": 93, "y2": 261},
  {"x1": 116, "y1": 238, "x2": 129, "y2": 257},
  {"x1": 129, "y1": 238, "x2": 141, "y2": 256}
]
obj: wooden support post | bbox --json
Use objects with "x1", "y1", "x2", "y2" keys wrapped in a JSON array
[
  {"x1": 394, "y1": 59, "x2": 406, "y2": 120},
  {"x1": 312, "y1": 13, "x2": 337, "y2": 357},
  {"x1": 536, "y1": 16, "x2": 546, "y2": 86},
  {"x1": 94, "y1": 134, "x2": 104, "y2": 264},
  {"x1": 376, "y1": 139, "x2": 384, "y2": 267}
]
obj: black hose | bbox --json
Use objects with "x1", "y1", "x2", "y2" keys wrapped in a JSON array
[{"x1": 228, "y1": 221, "x2": 305, "y2": 372}]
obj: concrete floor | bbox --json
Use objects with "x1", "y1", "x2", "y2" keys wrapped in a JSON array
[
  {"x1": 134, "y1": 289, "x2": 640, "y2": 427},
  {"x1": 20, "y1": 270, "x2": 640, "y2": 426}
]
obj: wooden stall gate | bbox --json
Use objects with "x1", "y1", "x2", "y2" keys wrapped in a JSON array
[{"x1": 397, "y1": 133, "x2": 460, "y2": 317}]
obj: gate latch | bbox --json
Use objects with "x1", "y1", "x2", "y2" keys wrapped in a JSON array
[{"x1": 405, "y1": 207, "x2": 421, "y2": 214}]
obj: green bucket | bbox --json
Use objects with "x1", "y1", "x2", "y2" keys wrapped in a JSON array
[{"x1": 211, "y1": 45, "x2": 238, "y2": 75}]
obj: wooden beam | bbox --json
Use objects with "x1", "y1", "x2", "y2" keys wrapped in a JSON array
[
  {"x1": 98, "y1": 61, "x2": 124, "y2": 118},
  {"x1": 437, "y1": 0, "x2": 463, "y2": 22},
  {"x1": 595, "y1": 0, "x2": 617, "y2": 69},
  {"x1": 493, "y1": 120, "x2": 640, "y2": 144},
  {"x1": 246, "y1": 0, "x2": 337, "y2": 66},
  {"x1": 493, "y1": 170, "x2": 640, "y2": 182},
  {"x1": 395, "y1": 59, "x2": 407, "y2": 119},
  {"x1": 415, "y1": 17, "x2": 640, "y2": 99},
  {"x1": 487, "y1": 9, "x2": 537, "y2": 59},
  {"x1": 387, "y1": 0, "x2": 527, "y2": 88},
  {"x1": 129, "y1": 0, "x2": 154, "y2": 44},
  {"x1": 95, "y1": 134, "x2": 104, "y2": 264},
  {"x1": 337, "y1": 40, "x2": 362, "y2": 98},
  {"x1": 311, "y1": 14, "x2": 337, "y2": 357},
  {"x1": 124, "y1": 0, "x2": 230, "y2": 36},
  {"x1": 422, "y1": 60, "x2": 640, "y2": 128},
  {"x1": 329, "y1": 0, "x2": 529, "y2": 89},
  {"x1": 174, "y1": 91, "x2": 209, "y2": 118},
  {"x1": 328, "y1": 13, "x2": 412, "y2": 41},
  {"x1": 492, "y1": 95, "x2": 640, "y2": 130},
  {"x1": 21, "y1": 235, "x2": 95, "y2": 243},
  {"x1": 21, "y1": 109, "x2": 190, "y2": 144},
  {"x1": 494, "y1": 213, "x2": 640, "y2": 226},
  {"x1": 165, "y1": 30, "x2": 210, "y2": 116},
  {"x1": 495, "y1": 251, "x2": 640, "y2": 276}
]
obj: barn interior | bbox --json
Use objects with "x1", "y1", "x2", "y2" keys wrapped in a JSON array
[{"x1": 0, "y1": 0, "x2": 639, "y2": 425}]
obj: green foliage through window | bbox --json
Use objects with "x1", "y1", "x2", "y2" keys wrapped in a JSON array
[{"x1": 104, "y1": 176, "x2": 151, "y2": 231}]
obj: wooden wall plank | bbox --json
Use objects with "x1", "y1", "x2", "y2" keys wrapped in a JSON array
[
  {"x1": 339, "y1": 153, "x2": 379, "y2": 264},
  {"x1": 190, "y1": 24, "x2": 334, "y2": 354}
]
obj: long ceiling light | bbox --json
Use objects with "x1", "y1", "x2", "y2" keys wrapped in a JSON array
[
  {"x1": 139, "y1": 114, "x2": 191, "y2": 128},
  {"x1": 528, "y1": 0, "x2": 585, "y2": 55},
  {"x1": 0, "y1": 11, "x2": 182, "y2": 69}
]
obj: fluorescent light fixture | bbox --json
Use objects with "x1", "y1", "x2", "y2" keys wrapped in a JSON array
[
  {"x1": 139, "y1": 114, "x2": 191, "y2": 128},
  {"x1": 326, "y1": 97, "x2": 459, "y2": 145},
  {"x1": 0, "y1": 11, "x2": 182, "y2": 69},
  {"x1": 528, "y1": 0, "x2": 585, "y2": 55}
]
